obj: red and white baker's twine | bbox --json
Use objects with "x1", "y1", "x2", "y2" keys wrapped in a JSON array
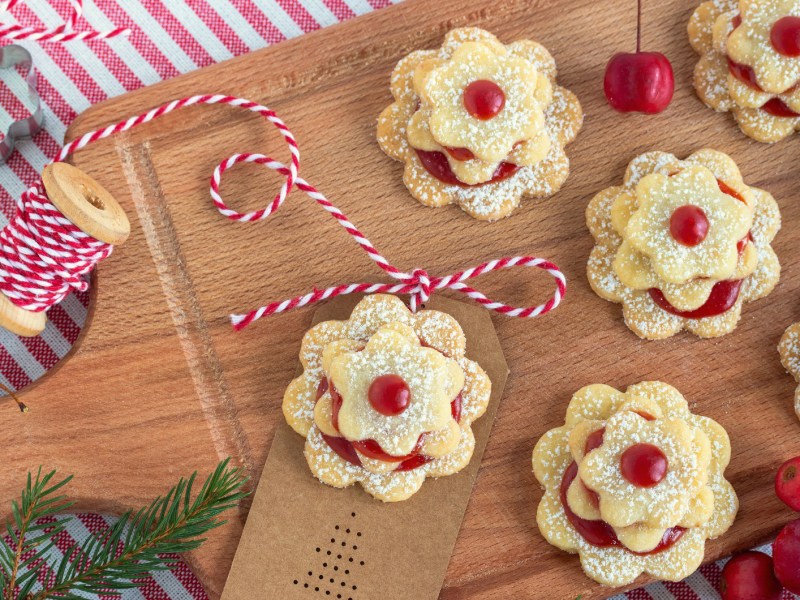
[
  {"x1": 0, "y1": 94, "x2": 565, "y2": 327},
  {"x1": 0, "y1": 0, "x2": 128, "y2": 42}
]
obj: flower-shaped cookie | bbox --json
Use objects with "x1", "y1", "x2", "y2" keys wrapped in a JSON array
[
  {"x1": 779, "y1": 322, "x2": 800, "y2": 422},
  {"x1": 378, "y1": 27, "x2": 582, "y2": 220},
  {"x1": 587, "y1": 149, "x2": 781, "y2": 339},
  {"x1": 532, "y1": 382, "x2": 738, "y2": 587},
  {"x1": 689, "y1": 0, "x2": 800, "y2": 142},
  {"x1": 283, "y1": 294, "x2": 491, "y2": 502}
]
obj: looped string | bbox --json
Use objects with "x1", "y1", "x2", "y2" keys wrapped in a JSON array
[
  {"x1": 0, "y1": 94, "x2": 565, "y2": 329},
  {"x1": 0, "y1": 0, "x2": 129, "y2": 42}
]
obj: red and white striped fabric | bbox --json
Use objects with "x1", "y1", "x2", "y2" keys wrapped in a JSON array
[{"x1": 0, "y1": 2, "x2": 794, "y2": 599}]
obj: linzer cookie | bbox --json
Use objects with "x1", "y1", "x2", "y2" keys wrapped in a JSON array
[
  {"x1": 779, "y1": 322, "x2": 800, "y2": 422},
  {"x1": 532, "y1": 382, "x2": 738, "y2": 587},
  {"x1": 377, "y1": 27, "x2": 583, "y2": 220},
  {"x1": 689, "y1": 0, "x2": 800, "y2": 142},
  {"x1": 586, "y1": 149, "x2": 781, "y2": 340},
  {"x1": 283, "y1": 294, "x2": 491, "y2": 502}
]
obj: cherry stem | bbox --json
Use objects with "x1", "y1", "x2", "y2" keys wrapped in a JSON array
[{"x1": 636, "y1": 0, "x2": 642, "y2": 52}]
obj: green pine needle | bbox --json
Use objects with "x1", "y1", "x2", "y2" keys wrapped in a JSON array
[{"x1": 1, "y1": 459, "x2": 248, "y2": 600}]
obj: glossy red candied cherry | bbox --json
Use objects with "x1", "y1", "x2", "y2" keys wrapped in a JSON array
[
  {"x1": 368, "y1": 374, "x2": 410, "y2": 416},
  {"x1": 670, "y1": 205, "x2": 709, "y2": 247},
  {"x1": 774, "y1": 519, "x2": 800, "y2": 594},
  {"x1": 620, "y1": 443, "x2": 668, "y2": 488},
  {"x1": 719, "y1": 551, "x2": 783, "y2": 600},
  {"x1": 604, "y1": 51, "x2": 674, "y2": 114},
  {"x1": 777, "y1": 457, "x2": 800, "y2": 511},
  {"x1": 463, "y1": 80, "x2": 505, "y2": 120},
  {"x1": 771, "y1": 16, "x2": 800, "y2": 57}
]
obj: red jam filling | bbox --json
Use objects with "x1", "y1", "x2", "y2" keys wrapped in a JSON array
[
  {"x1": 620, "y1": 443, "x2": 668, "y2": 488},
  {"x1": 444, "y1": 146, "x2": 476, "y2": 161},
  {"x1": 368, "y1": 374, "x2": 411, "y2": 416},
  {"x1": 584, "y1": 429, "x2": 606, "y2": 454},
  {"x1": 463, "y1": 79, "x2": 506, "y2": 120},
  {"x1": 559, "y1": 462, "x2": 686, "y2": 553},
  {"x1": 649, "y1": 279, "x2": 744, "y2": 319},
  {"x1": 317, "y1": 378, "x2": 464, "y2": 472},
  {"x1": 415, "y1": 149, "x2": 519, "y2": 187},
  {"x1": 649, "y1": 179, "x2": 750, "y2": 319},
  {"x1": 771, "y1": 16, "x2": 800, "y2": 57},
  {"x1": 670, "y1": 205, "x2": 709, "y2": 247},
  {"x1": 761, "y1": 97, "x2": 800, "y2": 118}
]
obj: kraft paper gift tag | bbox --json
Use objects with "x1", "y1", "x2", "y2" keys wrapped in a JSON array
[{"x1": 221, "y1": 295, "x2": 509, "y2": 600}]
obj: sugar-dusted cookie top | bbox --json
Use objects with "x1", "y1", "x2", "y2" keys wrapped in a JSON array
[
  {"x1": 283, "y1": 294, "x2": 491, "y2": 502},
  {"x1": 533, "y1": 382, "x2": 738, "y2": 587},
  {"x1": 378, "y1": 27, "x2": 582, "y2": 221},
  {"x1": 586, "y1": 149, "x2": 780, "y2": 339}
]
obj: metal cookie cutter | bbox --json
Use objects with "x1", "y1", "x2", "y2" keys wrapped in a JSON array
[{"x1": 0, "y1": 44, "x2": 43, "y2": 163}]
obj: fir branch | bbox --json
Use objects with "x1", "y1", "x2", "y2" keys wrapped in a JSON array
[
  {"x1": 0, "y1": 468, "x2": 74, "y2": 600},
  {"x1": 29, "y1": 458, "x2": 247, "y2": 600}
]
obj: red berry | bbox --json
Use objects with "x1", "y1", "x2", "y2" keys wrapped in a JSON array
[
  {"x1": 774, "y1": 519, "x2": 800, "y2": 594},
  {"x1": 604, "y1": 52, "x2": 674, "y2": 114},
  {"x1": 776, "y1": 457, "x2": 800, "y2": 511},
  {"x1": 620, "y1": 443, "x2": 668, "y2": 488},
  {"x1": 670, "y1": 205, "x2": 710, "y2": 247},
  {"x1": 463, "y1": 80, "x2": 505, "y2": 120},
  {"x1": 584, "y1": 428, "x2": 606, "y2": 454},
  {"x1": 771, "y1": 16, "x2": 800, "y2": 57},
  {"x1": 719, "y1": 551, "x2": 783, "y2": 600},
  {"x1": 368, "y1": 374, "x2": 410, "y2": 416}
]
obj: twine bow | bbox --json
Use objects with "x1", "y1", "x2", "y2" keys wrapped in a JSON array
[{"x1": 0, "y1": 94, "x2": 565, "y2": 330}]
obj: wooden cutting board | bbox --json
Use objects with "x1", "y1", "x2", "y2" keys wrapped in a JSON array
[{"x1": 2, "y1": 0, "x2": 799, "y2": 598}]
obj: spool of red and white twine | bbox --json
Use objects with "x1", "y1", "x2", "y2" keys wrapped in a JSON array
[
  {"x1": 0, "y1": 0, "x2": 129, "y2": 42},
  {"x1": 0, "y1": 94, "x2": 566, "y2": 342}
]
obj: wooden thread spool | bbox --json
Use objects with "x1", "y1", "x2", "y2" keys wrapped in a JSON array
[{"x1": 0, "y1": 163, "x2": 130, "y2": 337}]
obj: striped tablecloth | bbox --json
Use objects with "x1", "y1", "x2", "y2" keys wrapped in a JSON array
[{"x1": 0, "y1": 1, "x2": 794, "y2": 599}]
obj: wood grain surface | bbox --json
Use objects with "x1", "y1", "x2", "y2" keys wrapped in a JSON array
[{"x1": 3, "y1": 0, "x2": 799, "y2": 598}]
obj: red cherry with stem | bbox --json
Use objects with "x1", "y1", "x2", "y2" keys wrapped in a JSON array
[
  {"x1": 368, "y1": 374, "x2": 410, "y2": 416},
  {"x1": 620, "y1": 443, "x2": 668, "y2": 487},
  {"x1": 719, "y1": 551, "x2": 783, "y2": 600},
  {"x1": 771, "y1": 16, "x2": 800, "y2": 57},
  {"x1": 670, "y1": 205, "x2": 709, "y2": 247},
  {"x1": 777, "y1": 456, "x2": 800, "y2": 511},
  {"x1": 463, "y1": 80, "x2": 505, "y2": 120},
  {"x1": 774, "y1": 519, "x2": 800, "y2": 594},
  {"x1": 603, "y1": 0, "x2": 674, "y2": 113}
]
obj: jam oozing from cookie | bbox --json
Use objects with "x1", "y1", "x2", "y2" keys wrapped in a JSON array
[
  {"x1": 670, "y1": 205, "x2": 709, "y2": 247},
  {"x1": 771, "y1": 16, "x2": 800, "y2": 58},
  {"x1": 560, "y1": 462, "x2": 686, "y2": 553},
  {"x1": 415, "y1": 149, "x2": 519, "y2": 187},
  {"x1": 368, "y1": 374, "x2": 411, "y2": 416},
  {"x1": 316, "y1": 378, "x2": 464, "y2": 471},
  {"x1": 445, "y1": 146, "x2": 476, "y2": 161},
  {"x1": 584, "y1": 429, "x2": 606, "y2": 454},
  {"x1": 649, "y1": 279, "x2": 744, "y2": 319},
  {"x1": 353, "y1": 436, "x2": 423, "y2": 462},
  {"x1": 761, "y1": 98, "x2": 800, "y2": 118},
  {"x1": 620, "y1": 443, "x2": 668, "y2": 488},
  {"x1": 463, "y1": 79, "x2": 506, "y2": 120}
]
